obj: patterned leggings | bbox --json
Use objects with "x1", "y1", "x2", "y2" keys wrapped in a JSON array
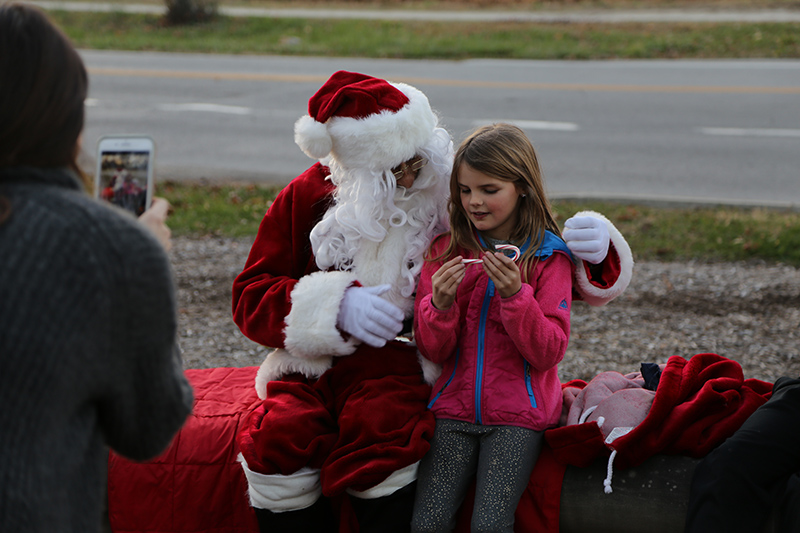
[{"x1": 411, "y1": 419, "x2": 543, "y2": 533}]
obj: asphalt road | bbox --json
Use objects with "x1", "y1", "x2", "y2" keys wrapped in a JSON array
[{"x1": 81, "y1": 51, "x2": 800, "y2": 207}]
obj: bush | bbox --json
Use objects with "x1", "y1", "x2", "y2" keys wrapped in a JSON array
[{"x1": 164, "y1": 0, "x2": 218, "y2": 25}]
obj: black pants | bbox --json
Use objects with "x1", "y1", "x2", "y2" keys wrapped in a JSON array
[{"x1": 685, "y1": 377, "x2": 800, "y2": 532}]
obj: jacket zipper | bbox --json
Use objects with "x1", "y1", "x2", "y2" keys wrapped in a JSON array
[
  {"x1": 524, "y1": 361, "x2": 538, "y2": 409},
  {"x1": 427, "y1": 349, "x2": 460, "y2": 409},
  {"x1": 475, "y1": 280, "x2": 494, "y2": 424}
]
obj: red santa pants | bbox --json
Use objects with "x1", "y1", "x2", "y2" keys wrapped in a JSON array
[{"x1": 237, "y1": 341, "x2": 436, "y2": 496}]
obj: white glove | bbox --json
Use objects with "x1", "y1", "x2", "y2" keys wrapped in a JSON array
[
  {"x1": 336, "y1": 284, "x2": 404, "y2": 348},
  {"x1": 563, "y1": 215, "x2": 610, "y2": 264}
]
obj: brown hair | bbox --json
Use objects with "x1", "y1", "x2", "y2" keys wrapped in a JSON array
[
  {"x1": 0, "y1": 3, "x2": 89, "y2": 223},
  {"x1": 0, "y1": 3, "x2": 88, "y2": 175},
  {"x1": 431, "y1": 123, "x2": 561, "y2": 276}
]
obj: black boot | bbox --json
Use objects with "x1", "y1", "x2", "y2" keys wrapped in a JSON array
[
  {"x1": 349, "y1": 482, "x2": 416, "y2": 533},
  {"x1": 253, "y1": 497, "x2": 336, "y2": 533}
]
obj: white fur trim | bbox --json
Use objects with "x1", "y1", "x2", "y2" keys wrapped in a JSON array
[
  {"x1": 346, "y1": 461, "x2": 420, "y2": 499},
  {"x1": 573, "y1": 210, "x2": 634, "y2": 307},
  {"x1": 284, "y1": 270, "x2": 360, "y2": 359},
  {"x1": 255, "y1": 349, "x2": 333, "y2": 399},
  {"x1": 238, "y1": 455, "x2": 322, "y2": 512},
  {"x1": 325, "y1": 83, "x2": 438, "y2": 170},
  {"x1": 418, "y1": 351, "x2": 442, "y2": 386},
  {"x1": 295, "y1": 114, "x2": 333, "y2": 160}
]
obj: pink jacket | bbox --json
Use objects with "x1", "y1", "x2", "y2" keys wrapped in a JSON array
[{"x1": 414, "y1": 232, "x2": 574, "y2": 432}]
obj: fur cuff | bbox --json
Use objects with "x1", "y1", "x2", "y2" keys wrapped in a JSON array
[
  {"x1": 255, "y1": 349, "x2": 334, "y2": 399},
  {"x1": 346, "y1": 461, "x2": 420, "y2": 499},
  {"x1": 573, "y1": 210, "x2": 634, "y2": 307},
  {"x1": 238, "y1": 455, "x2": 322, "y2": 512},
  {"x1": 284, "y1": 270, "x2": 360, "y2": 359}
]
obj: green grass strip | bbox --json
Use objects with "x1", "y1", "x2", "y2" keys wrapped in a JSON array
[
  {"x1": 51, "y1": 11, "x2": 800, "y2": 59},
  {"x1": 554, "y1": 200, "x2": 800, "y2": 264},
  {"x1": 159, "y1": 181, "x2": 282, "y2": 238}
]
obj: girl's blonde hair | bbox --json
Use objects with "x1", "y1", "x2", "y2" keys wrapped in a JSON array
[{"x1": 431, "y1": 123, "x2": 561, "y2": 275}]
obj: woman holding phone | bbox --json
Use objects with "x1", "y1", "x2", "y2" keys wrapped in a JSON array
[{"x1": 0, "y1": 4, "x2": 192, "y2": 532}]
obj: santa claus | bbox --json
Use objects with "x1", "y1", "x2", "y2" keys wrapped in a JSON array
[{"x1": 232, "y1": 70, "x2": 633, "y2": 532}]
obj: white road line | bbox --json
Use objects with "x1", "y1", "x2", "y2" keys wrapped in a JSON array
[
  {"x1": 700, "y1": 127, "x2": 800, "y2": 138},
  {"x1": 474, "y1": 119, "x2": 579, "y2": 132},
  {"x1": 84, "y1": 98, "x2": 99, "y2": 107},
  {"x1": 156, "y1": 103, "x2": 253, "y2": 115}
]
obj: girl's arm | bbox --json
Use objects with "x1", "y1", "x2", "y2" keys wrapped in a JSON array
[
  {"x1": 499, "y1": 252, "x2": 574, "y2": 372},
  {"x1": 414, "y1": 257, "x2": 464, "y2": 364}
]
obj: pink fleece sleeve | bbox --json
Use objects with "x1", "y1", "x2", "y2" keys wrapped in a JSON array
[
  {"x1": 413, "y1": 260, "x2": 461, "y2": 365},
  {"x1": 499, "y1": 252, "x2": 573, "y2": 372}
]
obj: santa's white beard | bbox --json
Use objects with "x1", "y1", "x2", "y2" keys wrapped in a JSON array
[{"x1": 310, "y1": 128, "x2": 453, "y2": 314}]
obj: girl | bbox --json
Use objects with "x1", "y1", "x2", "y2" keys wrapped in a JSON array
[{"x1": 410, "y1": 123, "x2": 574, "y2": 533}]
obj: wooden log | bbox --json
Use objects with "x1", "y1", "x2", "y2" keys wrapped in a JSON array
[
  {"x1": 560, "y1": 454, "x2": 698, "y2": 533},
  {"x1": 559, "y1": 454, "x2": 777, "y2": 533}
]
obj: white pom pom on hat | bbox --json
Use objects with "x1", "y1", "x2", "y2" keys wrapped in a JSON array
[
  {"x1": 293, "y1": 70, "x2": 438, "y2": 170},
  {"x1": 294, "y1": 114, "x2": 332, "y2": 160}
]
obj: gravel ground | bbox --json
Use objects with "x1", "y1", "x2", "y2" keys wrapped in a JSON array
[{"x1": 171, "y1": 235, "x2": 800, "y2": 385}]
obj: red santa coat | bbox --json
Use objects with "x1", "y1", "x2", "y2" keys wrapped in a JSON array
[
  {"x1": 234, "y1": 161, "x2": 440, "y2": 502},
  {"x1": 232, "y1": 162, "x2": 338, "y2": 361}
]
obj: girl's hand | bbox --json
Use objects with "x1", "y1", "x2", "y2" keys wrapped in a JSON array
[
  {"x1": 482, "y1": 251, "x2": 522, "y2": 298},
  {"x1": 431, "y1": 256, "x2": 466, "y2": 310}
]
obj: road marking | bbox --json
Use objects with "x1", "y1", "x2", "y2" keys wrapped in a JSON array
[
  {"x1": 700, "y1": 127, "x2": 800, "y2": 138},
  {"x1": 475, "y1": 119, "x2": 579, "y2": 131},
  {"x1": 157, "y1": 103, "x2": 253, "y2": 115},
  {"x1": 89, "y1": 68, "x2": 326, "y2": 83},
  {"x1": 85, "y1": 98, "x2": 99, "y2": 107},
  {"x1": 87, "y1": 68, "x2": 800, "y2": 95}
]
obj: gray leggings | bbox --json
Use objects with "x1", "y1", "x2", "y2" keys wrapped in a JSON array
[{"x1": 411, "y1": 419, "x2": 543, "y2": 533}]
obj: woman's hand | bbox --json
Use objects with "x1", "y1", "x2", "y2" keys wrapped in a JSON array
[
  {"x1": 482, "y1": 251, "x2": 521, "y2": 298},
  {"x1": 138, "y1": 197, "x2": 173, "y2": 251},
  {"x1": 431, "y1": 256, "x2": 466, "y2": 310}
]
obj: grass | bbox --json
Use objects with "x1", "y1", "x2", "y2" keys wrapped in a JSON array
[
  {"x1": 159, "y1": 180, "x2": 282, "y2": 237},
  {"x1": 42, "y1": 0, "x2": 800, "y2": 10},
  {"x1": 49, "y1": 10, "x2": 800, "y2": 59},
  {"x1": 553, "y1": 200, "x2": 800, "y2": 265},
  {"x1": 158, "y1": 181, "x2": 800, "y2": 265}
]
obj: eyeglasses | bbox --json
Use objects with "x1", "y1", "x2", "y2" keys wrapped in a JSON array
[{"x1": 391, "y1": 157, "x2": 428, "y2": 180}]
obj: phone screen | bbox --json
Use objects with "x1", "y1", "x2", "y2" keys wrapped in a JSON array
[{"x1": 96, "y1": 138, "x2": 154, "y2": 217}]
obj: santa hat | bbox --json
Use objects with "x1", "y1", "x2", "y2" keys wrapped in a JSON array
[{"x1": 294, "y1": 70, "x2": 438, "y2": 171}]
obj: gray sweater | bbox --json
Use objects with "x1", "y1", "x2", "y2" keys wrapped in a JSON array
[{"x1": 0, "y1": 167, "x2": 193, "y2": 532}]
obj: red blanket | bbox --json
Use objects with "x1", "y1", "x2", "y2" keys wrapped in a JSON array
[{"x1": 108, "y1": 367, "x2": 262, "y2": 533}]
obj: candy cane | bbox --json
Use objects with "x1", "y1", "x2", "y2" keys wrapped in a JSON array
[{"x1": 462, "y1": 244, "x2": 520, "y2": 264}]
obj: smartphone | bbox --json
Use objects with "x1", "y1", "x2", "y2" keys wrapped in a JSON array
[{"x1": 95, "y1": 135, "x2": 155, "y2": 217}]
